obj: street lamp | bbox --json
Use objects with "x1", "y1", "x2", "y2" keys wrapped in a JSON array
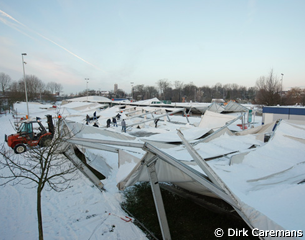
[
  {"x1": 130, "y1": 82, "x2": 134, "y2": 101},
  {"x1": 281, "y1": 73, "x2": 284, "y2": 105},
  {"x1": 21, "y1": 53, "x2": 29, "y2": 119},
  {"x1": 85, "y1": 78, "x2": 89, "y2": 101}
]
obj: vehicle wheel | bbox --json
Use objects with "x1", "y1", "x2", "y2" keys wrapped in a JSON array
[
  {"x1": 14, "y1": 144, "x2": 27, "y2": 154},
  {"x1": 40, "y1": 136, "x2": 52, "y2": 147}
]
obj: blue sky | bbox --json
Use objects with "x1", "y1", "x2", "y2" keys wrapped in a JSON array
[{"x1": 0, "y1": 0, "x2": 304, "y2": 95}]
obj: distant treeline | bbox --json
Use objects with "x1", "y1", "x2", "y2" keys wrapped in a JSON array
[{"x1": 1, "y1": 70, "x2": 304, "y2": 107}]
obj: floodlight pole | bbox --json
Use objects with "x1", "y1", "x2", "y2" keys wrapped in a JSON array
[
  {"x1": 281, "y1": 73, "x2": 284, "y2": 105},
  {"x1": 85, "y1": 78, "x2": 89, "y2": 101},
  {"x1": 130, "y1": 82, "x2": 134, "y2": 101},
  {"x1": 22, "y1": 53, "x2": 29, "y2": 119}
]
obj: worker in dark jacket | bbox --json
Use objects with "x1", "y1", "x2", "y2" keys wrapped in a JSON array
[
  {"x1": 86, "y1": 114, "x2": 90, "y2": 125},
  {"x1": 113, "y1": 117, "x2": 117, "y2": 127},
  {"x1": 154, "y1": 118, "x2": 159, "y2": 128},
  {"x1": 106, "y1": 118, "x2": 111, "y2": 128}
]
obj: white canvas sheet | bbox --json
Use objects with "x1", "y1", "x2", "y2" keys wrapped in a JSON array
[
  {"x1": 139, "y1": 127, "x2": 211, "y2": 143},
  {"x1": 198, "y1": 110, "x2": 237, "y2": 129},
  {"x1": 117, "y1": 150, "x2": 218, "y2": 198}
]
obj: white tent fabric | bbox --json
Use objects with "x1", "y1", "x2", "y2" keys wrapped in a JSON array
[
  {"x1": 198, "y1": 110, "x2": 237, "y2": 130},
  {"x1": 116, "y1": 149, "x2": 218, "y2": 198},
  {"x1": 63, "y1": 116, "x2": 305, "y2": 238},
  {"x1": 139, "y1": 127, "x2": 211, "y2": 143},
  {"x1": 65, "y1": 96, "x2": 112, "y2": 103},
  {"x1": 65, "y1": 120, "x2": 136, "y2": 141},
  {"x1": 199, "y1": 127, "x2": 234, "y2": 143},
  {"x1": 223, "y1": 101, "x2": 249, "y2": 112},
  {"x1": 84, "y1": 150, "x2": 113, "y2": 177},
  {"x1": 62, "y1": 102, "x2": 107, "y2": 112},
  {"x1": 235, "y1": 121, "x2": 276, "y2": 136},
  {"x1": 206, "y1": 102, "x2": 225, "y2": 113},
  {"x1": 234, "y1": 121, "x2": 276, "y2": 142},
  {"x1": 209, "y1": 120, "x2": 305, "y2": 238}
]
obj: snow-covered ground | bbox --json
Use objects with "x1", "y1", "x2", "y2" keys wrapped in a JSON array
[
  {"x1": 2, "y1": 101, "x2": 304, "y2": 240},
  {"x1": 0, "y1": 103, "x2": 147, "y2": 240}
]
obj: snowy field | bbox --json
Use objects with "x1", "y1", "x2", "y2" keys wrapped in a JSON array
[
  {"x1": 0, "y1": 103, "x2": 147, "y2": 240},
  {"x1": 1, "y1": 101, "x2": 304, "y2": 240}
]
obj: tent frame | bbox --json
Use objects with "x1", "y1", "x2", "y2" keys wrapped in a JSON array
[{"x1": 62, "y1": 119, "x2": 256, "y2": 240}]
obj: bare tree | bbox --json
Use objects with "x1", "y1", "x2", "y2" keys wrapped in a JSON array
[
  {"x1": 54, "y1": 83, "x2": 63, "y2": 96},
  {"x1": 144, "y1": 86, "x2": 158, "y2": 99},
  {"x1": 0, "y1": 72, "x2": 12, "y2": 94},
  {"x1": 115, "y1": 89, "x2": 126, "y2": 98},
  {"x1": 46, "y1": 82, "x2": 57, "y2": 94},
  {"x1": 183, "y1": 82, "x2": 197, "y2": 102},
  {"x1": 133, "y1": 84, "x2": 145, "y2": 100},
  {"x1": 156, "y1": 79, "x2": 171, "y2": 100},
  {"x1": 284, "y1": 87, "x2": 304, "y2": 105},
  {"x1": 255, "y1": 69, "x2": 281, "y2": 105},
  {"x1": 0, "y1": 118, "x2": 79, "y2": 240},
  {"x1": 19, "y1": 75, "x2": 45, "y2": 100},
  {"x1": 174, "y1": 81, "x2": 184, "y2": 102}
]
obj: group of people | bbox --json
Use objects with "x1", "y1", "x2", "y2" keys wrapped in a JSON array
[
  {"x1": 106, "y1": 114, "x2": 126, "y2": 132},
  {"x1": 86, "y1": 111, "x2": 99, "y2": 127},
  {"x1": 85, "y1": 112, "x2": 127, "y2": 132}
]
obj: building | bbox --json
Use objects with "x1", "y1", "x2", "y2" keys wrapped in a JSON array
[
  {"x1": 262, "y1": 106, "x2": 305, "y2": 124},
  {"x1": 114, "y1": 84, "x2": 118, "y2": 93}
]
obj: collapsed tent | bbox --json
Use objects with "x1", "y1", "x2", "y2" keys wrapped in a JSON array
[
  {"x1": 206, "y1": 102, "x2": 225, "y2": 113},
  {"x1": 198, "y1": 110, "x2": 239, "y2": 129},
  {"x1": 59, "y1": 104, "x2": 305, "y2": 240}
]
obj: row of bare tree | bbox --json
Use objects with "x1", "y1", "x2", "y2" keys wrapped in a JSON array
[
  {"x1": 0, "y1": 72, "x2": 63, "y2": 105},
  {"x1": 2, "y1": 70, "x2": 304, "y2": 106},
  {"x1": 116, "y1": 70, "x2": 304, "y2": 106}
]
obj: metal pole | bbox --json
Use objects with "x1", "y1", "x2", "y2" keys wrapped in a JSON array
[
  {"x1": 130, "y1": 82, "x2": 134, "y2": 101},
  {"x1": 281, "y1": 73, "x2": 284, "y2": 105},
  {"x1": 21, "y1": 53, "x2": 29, "y2": 119},
  {"x1": 85, "y1": 78, "x2": 89, "y2": 101},
  {"x1": 145, "y1": 154, "x2": 171, "y2": 240}
]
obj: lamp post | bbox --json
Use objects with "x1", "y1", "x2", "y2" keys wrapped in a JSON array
[
  {"x1": 21, "y1": 53, "x2": 29, "y2": 119},
  {"x1": 281, "y1": 73, "x2": 284, "y2": 105},
  {"x1": 130, "y1": 82, "x2": 134, "y2": 101},
  {"x1": 85, "y1": 78, "x2": 89, "y2": 101}
]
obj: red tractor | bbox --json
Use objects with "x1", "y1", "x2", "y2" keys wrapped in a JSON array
[{"x1": 5, "y1": 115, "x2": 54, "y2": 154}]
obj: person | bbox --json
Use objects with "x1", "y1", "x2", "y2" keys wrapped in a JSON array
[
  {"x1": 86, "y1": 114, "x2": 90, "y2": 125},
  {"x1": 112, "y1": 117, "x2": 117, "y2": 127},
  {"x1": 106, "y1": 118, "x2": 111, "y2": 128},
  {"x1": 93, "y1": 122, "x2": 99, "y2": 128},
  {"x1": 93, "y1": 111, "x2": 97, "y2": 120},
  {"x1": 121, "y1": 119, "x2": 126, "y2": 133},
  {"x1": 154, "y1": 118, "x2": 159, "y2": 128},
  {"x1": 116, "y1": 113, "x2": 121, "y2": 120}
]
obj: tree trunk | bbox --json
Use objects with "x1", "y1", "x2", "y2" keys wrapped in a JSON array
[{"x1": 37, "y1": 187, "x2": 44, "y2": 240}]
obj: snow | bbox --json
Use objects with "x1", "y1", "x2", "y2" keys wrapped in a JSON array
[
  {"x1": 66, "y1": 96, "x2": 112, "y2": 103},
  {"x1": 205, "y1": 120, "x2": 305, "y2": 235},
  {"x1": 0, "y1": 104, "x2": 147, "y2": 240},
  {"x1": 2, "y1": 101, "x2": 305, "y2": 239}
]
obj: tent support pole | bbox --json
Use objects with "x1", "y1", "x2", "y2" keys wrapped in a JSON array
[
  {"x1": 146, "y1": 156, "x2": 171, "y2": 240},
  {"x1": 166, "y1": 112, "x2": 171, "y2": 122},
  {"x1": 183, "y1": 108, "x2": 190, "y2": 124}
]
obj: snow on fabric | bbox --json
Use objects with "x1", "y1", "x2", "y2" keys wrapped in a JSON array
[
  {"x1": 3, "y1": 101, "x2": 305, "y2": 240},
  {"x1": 198, "y1": 110, "x2": 238, "y2": 129}
]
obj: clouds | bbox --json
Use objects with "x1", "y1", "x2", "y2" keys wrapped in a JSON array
[
  {"x1": 0, "y1": 1, "x2": 304, "y2": 94},
  {"x1": 0, "y1": 9, "x2": 104, "y2": 86}
]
